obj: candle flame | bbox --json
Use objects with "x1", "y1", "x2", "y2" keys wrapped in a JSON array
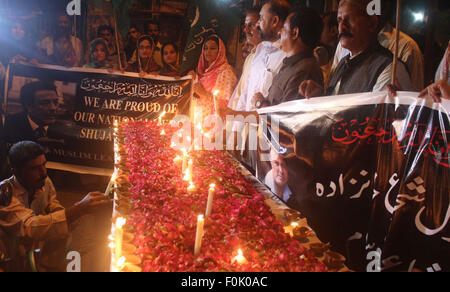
[
  {"x1": 238, "y1": 249, "x2": 243, "y2": 256},
  {"x1": 160, "y1": 129, "x2": 166, "y2": 135},
  {"x1": 291, "y1": 222, "x2": 299, "y2": 228},
  {"x1": 108, "y1": 234, "x2": 114, "y2": 241},
  {"x1": 198, "y1": 214, "x2": 204, "y2": 221},
  {"x1": 108, "y1": 242, "x2": 115, "y2": 249},
  {"x1": 116, "y1": 217, "x2": 126, "y2": 228},
  {"x1": 213, "y1": 90, "x2": 220, "y2": 96},
  {"x1": 117, "y1": 256, "x2": 126, "y2": 269},
  {"x1": 209, "y1": 184, "x2": 216, "y2": 189}
]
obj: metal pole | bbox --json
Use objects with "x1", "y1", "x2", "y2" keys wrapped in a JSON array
[{"x1": 391, "y1": 0, "x2": 402, "y2": 84}]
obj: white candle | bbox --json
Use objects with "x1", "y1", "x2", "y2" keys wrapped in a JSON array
[
  {"x1": 205, "y1": 184, "x2": 215, "y2": 217},
  {"x1": 187, "y1": 159, "x2": 193, "y2": 181},
  {"x1": 232, "y1": 249, "x2": 247, "y2": 265},
  {"x1": 158, "y1": 111, "x2": 166, "y2": 125},
  {"x1": 173, "y1": 155, "x2": 182, "y2": 167},
  {"x1": 105, "y1": 172, "x2": 117, "y2": 198},
  {"x1": 115, "y1": 217, "x2": 126, "y2": 262},
  {"x1": 194, "y1": 215, "x2": 204, "y2": 256},
  {"x1": 187, "y1": 181, "x2": 196, "y2": 193},
  {"x1": 182, "y1": 148, "x2": 188, "y2": 174}
]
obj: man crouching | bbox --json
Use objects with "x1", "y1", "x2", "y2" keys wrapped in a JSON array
[{"x1": 0, "y1": 141, "x2": 109, "y2": 271}]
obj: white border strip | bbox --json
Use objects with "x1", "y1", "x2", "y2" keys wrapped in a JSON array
[
  {"x1": 12, "y1": 63, "x2": 193, "y2": 82},
  {"x1": 257, "y1": 91, "x2": 450, "y2": 115}
]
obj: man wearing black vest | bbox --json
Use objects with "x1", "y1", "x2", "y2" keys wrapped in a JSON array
[{"x1": 299, "y1": 0, "x2": 412, "y2": 98}]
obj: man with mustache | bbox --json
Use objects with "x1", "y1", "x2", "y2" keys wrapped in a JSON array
[
  {"x1": 228, "y1": 0, "x2": 290, "y2": 170},
  {"x1": 299, "y1": 0, "x2": 412, "y2": 98},
  {"x1": 234, "y1": 0, "x2": 291, "y2": 112},
  {"x1": 228, "y1": 7, "x2": 262, "y2": 110},
  {"x1": 0, "y1": 141, "x2": 109, "y2": 271},
  {"x1": 331, "y1": 0, "x2": 424, "y2": 91}
]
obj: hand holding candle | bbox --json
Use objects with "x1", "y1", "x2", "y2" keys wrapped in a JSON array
[
  {"x1": 194, "y1": 215, "x2": 205, "y2": 256},
  {"x1": 105, "y1": 172, "x2": 117, "y2": 198}
]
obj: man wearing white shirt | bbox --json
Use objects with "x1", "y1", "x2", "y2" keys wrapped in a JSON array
[
  {"x1": 229, "y1": 0, "x2": 291, "y2": 171},
  {"x1": 235, "y1": 0, "x2": 291, "y2": 112}
]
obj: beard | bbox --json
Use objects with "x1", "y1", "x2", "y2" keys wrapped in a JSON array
[{"x1": 259, "y1": 29, "x2": 277, "y2": 42}]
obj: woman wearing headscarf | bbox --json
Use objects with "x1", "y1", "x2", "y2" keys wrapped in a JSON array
[
  {"x1": 193, "y1": 35, "x2": 237, "y2": 116},
  {"x1": 84, "y1": 38, "x2": 116, "y2": 69},
  {"x1": 126, "y1": 35, "x2": 161, "y2": 76},
  {"x1": 158, "y1": 42, "x2": 180, "y2": 77}
]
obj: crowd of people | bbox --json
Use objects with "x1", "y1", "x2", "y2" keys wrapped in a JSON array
[
  {"x1": 0, "y1": 0, "x2": 449, "y2": 272},
  {"x1": 0, "y1": 14, "x2": 180, "y2": 77}
]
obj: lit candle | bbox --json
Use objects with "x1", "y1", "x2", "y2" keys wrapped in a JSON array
[
  {"x1": 117, "y1": 256, "x2": 126, "y2": 271},
  {"x1": 187, "y1": 159, "x2": 193, "y2": 181},
  {"x1": 213, "y1": 90, "x2": 220, "y2": 115},
  {"x1": 182, "y1": 148, "x2": 188, "y2": 174},
  {"x1": 105, "y1": 172, "x2": 117, "y2": 198},
  {"x1": 183, "y1": 159, "x2": 193, "y2": 181},
  {"x1": 115, "y1": 217, "x2": 126, "y2": 262},
  {"x1": 187, "y1": 181, "x2": 196, "y2": 193},
  {"x1": 194, "y1": 215, "x2": 205, "y2": 256},
  {"x1": 284, "y1": 222, "x2": 299, "y2": 237},
  {"x1": 205, "y1": 184, "x2": 215, "y2": 217},
  {"x1": 232, "y1": 249, "x2": 247, "y2": 265},
  {"x1": 158, "y1": 111, "x2": 166, "y2": 125},
  {"x1": 173, "y1": 155, "x2": 182, "y2": 167}
]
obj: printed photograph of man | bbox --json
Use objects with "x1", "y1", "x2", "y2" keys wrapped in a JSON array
[
  {"x1": 264, "y1": 148, "x2": 292, "y2": 202},
  {"x1": 4, "y1": 81, "x2": 63, "y2": 146}
]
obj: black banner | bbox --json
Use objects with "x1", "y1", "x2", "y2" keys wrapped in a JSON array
[
  {"x1": 3, "y1": 63, "x2": 192, "y2": 171},
  {"x1": 256, "y1": 92, "x2": 450, "y2": 272}
]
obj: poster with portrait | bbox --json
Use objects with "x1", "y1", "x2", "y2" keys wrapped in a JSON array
[
  {"x1": 255, "y1": 92, "x2": 450, "y2": 272},
  {"x1": 3, "y1": 63, "x2": 192, "y2": 174}
]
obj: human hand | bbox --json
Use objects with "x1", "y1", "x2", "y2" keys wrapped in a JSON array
[
  {"x1": 419, "y1": 80, "x2": 450, "y2": 103},
  {"x1": 250, "y1": 92, "x2": 266, "y2": 109},
  {"x1": 75, "y1": 192, "x2": 110, "y2": 213},
  {"x1": 299, "y1": 80, "x2": 323, "y2": 99},
  {"x1": 187, "y1": 70, "x2": 197, "y2": 80},
  {"x1": 314, "y1": 46, "x2": 329, "y2": 67}
]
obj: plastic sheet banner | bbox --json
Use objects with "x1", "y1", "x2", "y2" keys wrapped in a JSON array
[
  {"x1": 3, "y1": 63, "x2": 192, "y2": 174},
  {"x1": 256, "y1": 92, "x2": 450, "y2": 272}
]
